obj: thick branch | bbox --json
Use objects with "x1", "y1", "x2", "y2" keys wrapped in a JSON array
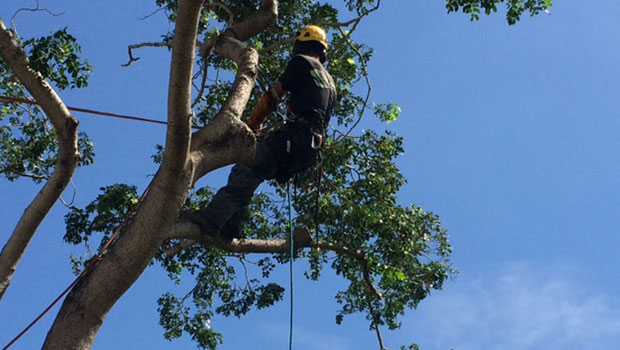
[
  {"x1": 207, "y1": 1, "x2": 235, "y2": 26},
  {"x1": 225, "y1": 0, "x2": 277, "y2": 42},
  {"x1": 0, "y1": 19, "x2": 79, "y2": 300},
  {"x1": 189, "y1": 37, "x2": 260, "y2": 182},
  {"x1": 260, "y1": 36, "x2": 295, "y2": 55},
  {"x1": 168, "y1": 223, "x2": 383, "y2": 299}
]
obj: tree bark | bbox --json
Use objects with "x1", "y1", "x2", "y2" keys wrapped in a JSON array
[
  {"x1": 0, "y1": 19, "x2": 80, "y2": 300},
  {"x1": 41, "y1": 1, "x2": 277, "y2": 348}
]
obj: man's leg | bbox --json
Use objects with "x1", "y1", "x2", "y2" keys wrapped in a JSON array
[{"x1": 189, "y1": 141, "x2": 278, "y2": 238}]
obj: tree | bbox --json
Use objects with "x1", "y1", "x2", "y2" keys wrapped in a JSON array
[{"x1": 0, "y1": 1, "x2": 551, "y2": 349}]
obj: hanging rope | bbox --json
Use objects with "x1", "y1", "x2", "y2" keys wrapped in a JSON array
[
  {"x1": 1, "y1": 181, "x2": 153, "y2": 350},
  {"x1": 287, "y1": 180, "x2": 295, "y2": 350},
  {"x1": 314, "y1": 157, "x2": 322, "y2": 245}
]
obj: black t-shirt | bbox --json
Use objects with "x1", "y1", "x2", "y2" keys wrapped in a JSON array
[{"x1": 278, "y1": 54, "x2": 336, "y2": 131}]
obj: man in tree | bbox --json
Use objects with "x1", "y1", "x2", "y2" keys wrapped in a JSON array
[{"x1": 184, "y1": 25, "x2": 336, "y2": 240}]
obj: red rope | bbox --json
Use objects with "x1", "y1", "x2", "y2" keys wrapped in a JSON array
[
  {"x1": 1, "y1": 183, "x2": 153, "y2": 350},
  {"x1": 0, "y1": 95, "x2": 168, "y2": 126}
]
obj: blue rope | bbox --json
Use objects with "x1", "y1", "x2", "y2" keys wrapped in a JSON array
[{"x1": 287, "y1": 181, "x2": 294, "y2": 350}]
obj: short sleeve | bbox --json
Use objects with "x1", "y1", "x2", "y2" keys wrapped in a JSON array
[{"x1": 278, "y1": 55, "x2": 308, "y2": 92}]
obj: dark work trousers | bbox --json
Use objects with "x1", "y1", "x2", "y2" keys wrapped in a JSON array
[{"x1": 200, "y1": 122, "x2": 318, "y2": 232}]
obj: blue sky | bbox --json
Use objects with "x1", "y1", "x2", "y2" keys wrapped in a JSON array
[{"x1": 2, "y1": 1, "x2": 620, "y2": 349}]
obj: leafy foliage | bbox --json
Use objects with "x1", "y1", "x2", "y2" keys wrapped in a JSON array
[
  {"x1": 445, "y1": 0, "x2": 552, "y2": 24},
  {"x1": 64, "y1": 184, "x2": 139, "y2": 272},
  {"x1": 0, "y1": 28, "x2": 94, "y2": 182},
  {"x1": 24, "y1": 28, "x2": 92, "y2": 89}
]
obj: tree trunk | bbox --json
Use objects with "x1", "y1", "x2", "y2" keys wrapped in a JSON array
[{"x1": 41, "y1": 0, "x2": 277, "y2": 348}]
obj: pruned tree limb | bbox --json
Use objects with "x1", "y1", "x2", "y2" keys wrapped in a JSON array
[{"x1": 121, "y1": 41, "x2": 170, "y2": 67}]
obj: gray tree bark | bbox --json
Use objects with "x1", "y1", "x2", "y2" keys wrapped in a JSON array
[{"x1": 0, "y1": 18, "x2": 80, "y2": 300}]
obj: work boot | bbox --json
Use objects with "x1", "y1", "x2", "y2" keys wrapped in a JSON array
[
  {"x1": 178, "y1": 210, "x2": 221, "y2": 237},
  {"x1": 219, "y1": 220, "x2": 244, "y2": 240},
  {"x1": 218, "y1": 207, "x2": 249, "y2": 240}
]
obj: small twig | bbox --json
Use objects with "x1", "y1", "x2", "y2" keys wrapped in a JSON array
[
  {"x1": 326, "y1": 0, "x2": 379, "y2": 60},
  {"x1": 345, "y1": 163, "x2": 362, "y2": 181},
  {"x1": 139, "y1": 7, "x2": 166, "y2": 20},
  {"x1": 312, "y1": 240, "x2": 382, "y2": 299},
  {"x1": 238, "y1": 256, "x2": 254, "y2": 291},
  {"x1": 192, "y1": 48, "x2": 213, "y2": 107},
  {"x1": 11, "y1": 0, "x2": 65, "y2": 36},
  {"x1": 319, "y1": 0, "x2": 381, "y2": 29},
  {"x1": 121, "y1": 41, "x2": 170, "y2": 67},
  {"x1": 180, "y1": 285, "x2": 199, "y2": 305},
  {"x1": 337, "y1": 26, "x2": 372, "y2": 138}
]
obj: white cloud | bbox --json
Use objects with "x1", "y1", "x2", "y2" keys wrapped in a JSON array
[{"x1": 401, "y1": 262, "x2": 620, "y2": 350}]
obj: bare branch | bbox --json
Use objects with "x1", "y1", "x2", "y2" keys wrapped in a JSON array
[
  {"x1": 239, "y1": 256, "x2": 254, "y2": 291},
  {"x1": 58, "y1": 178, "x2": 78, "y2": 208},
  {"x1": 11, "y1": 0, "x2": 65, "y2": 36},
  {"x1": 168, "y1": 222, "x2": 384, "y2": 299},
  {"x1": 259, "y1": 36, "x2": 295, "y2": 55},
  {"x1": 121, "y1": 41, "x2": 170, "y2": 67},
  {"x1": 139, "y1": 7, "x2": 166, "y2": 20},
  {"x1": 0, "y1": 167, "x2": 47, "y2": 180},
  {"x1": 192, "y1": 50, "x2": 212, "y2": 107}
]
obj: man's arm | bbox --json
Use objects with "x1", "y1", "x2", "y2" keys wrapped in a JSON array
[{"x1": 246, "y1": 81, "x2": 285, "y2": 131}]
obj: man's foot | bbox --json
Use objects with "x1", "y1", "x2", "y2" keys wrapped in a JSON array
[{"x1": 219, "y1": 221, "x2": 245, "y2": 240}]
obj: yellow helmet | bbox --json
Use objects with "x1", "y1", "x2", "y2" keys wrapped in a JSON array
[{"x1": 296, "y1": 25, "x2": 328, "y2": 49}]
